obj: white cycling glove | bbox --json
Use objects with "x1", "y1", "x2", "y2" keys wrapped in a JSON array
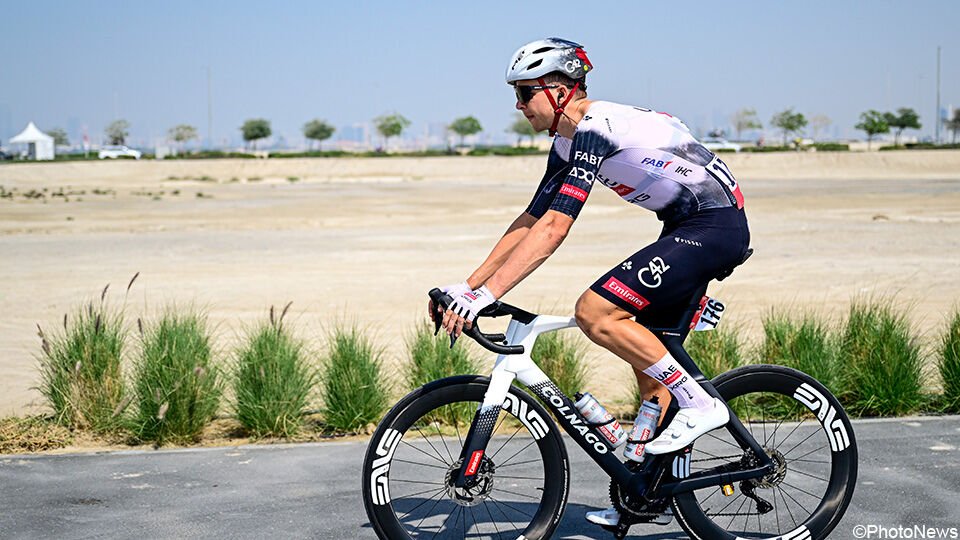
[
  {"x1": 440, "y1": 281, "x2": 473, "y2": 299},
  {"x1": 448, "y1": 286, "x2": 497, "y2": 323}
]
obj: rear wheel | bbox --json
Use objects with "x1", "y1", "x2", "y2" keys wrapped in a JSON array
[
  {"x1": 362, "y1": 376, "x2": 569, "y2": 540},
  {"x1": 672, "y1": 364, "x2": 858, "y2": 540}
]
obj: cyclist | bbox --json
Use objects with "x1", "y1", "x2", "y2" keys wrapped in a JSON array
[{"x1": 433, "y1": 37, "x2": 750, "y2": 528}]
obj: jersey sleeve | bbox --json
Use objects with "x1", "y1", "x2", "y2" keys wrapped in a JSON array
[
  {"x1": 546, "y1": 128, "x2": 618, "y2": 219},
  {"x1": 524, "y1": 139, "x2": 572, "y2": 219}
]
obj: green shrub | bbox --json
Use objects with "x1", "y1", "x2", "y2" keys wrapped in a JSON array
[
  {"x1": 405, "y1": 321, "x2": 480, "y2": 425},
  {"x1": 937, "y1": 310, "x2": 960, "y2": 412},
  {"x1": 36, "y1": 286, "x2": 129, "y2": 432},
  {"x1": 468, "y1": 145, "x2": 545, "y2": 156},
  {"x1": 838, "y1": 300, "x2": 924, "y2": 416},
  {"x1": 131, "y1": 308, "x2": 222, "y2": 444},
  {"x1": 686, "y1": 326, "x2": 744, "y2": 380},
  {"x1": 813, "y1": 143, "x2": 850, "y2": 151},
  {"x1": 759, "y1": 311, "x2": 842, "y2": 394},
  {"x1": 741, "y1": 145, "x2": 793, "y2": 152},
  {"x1": 531, "y1": 330, "x2": 589, "y2": 398},
  {"x1": 233, "y1": 304, "x2": 316, "y2": 437},
  {"x1": 320, "y1": 324, "x2": 390, "y2": 432}
]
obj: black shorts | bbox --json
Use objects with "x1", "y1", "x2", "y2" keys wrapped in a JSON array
[{"x1": 589, "y1": 207, "x2": 750, "y2": 323}]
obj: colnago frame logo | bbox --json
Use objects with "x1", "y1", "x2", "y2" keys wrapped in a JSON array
[
  {"x1": 539, "y1": 386, "x2": 609, "y2": 454},
  {"x1": 601, "y1": 277, "x2": 649, "y2": 310},
  {"x1": 370, "y1": 428, "x2": 402, "y2": 505},
  {"x1": 794, "y1": 383, "x2": 851, "y2": 452}
]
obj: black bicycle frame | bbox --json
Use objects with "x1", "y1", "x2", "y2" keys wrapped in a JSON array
[{"x1": 452, "y1": 282, "x2": 775, "y2": 499}]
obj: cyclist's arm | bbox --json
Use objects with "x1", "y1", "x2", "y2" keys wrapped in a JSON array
[
  {"x1": 483, "y1": 209, "x2": 573, "y2": 297},
  {"x1": 464, "y1": 212, "x2": 537, "y2": 288},
  {"x1": 464, "y1": 140, "x2": 571, "y2": 288},
  {"x1": 484, "y1": 128, "x2": 617, "y2": 298}
]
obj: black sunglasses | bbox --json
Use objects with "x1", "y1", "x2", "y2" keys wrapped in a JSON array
[{"x1": 513, "y1": 84, "x2": 559, "y2": 103}]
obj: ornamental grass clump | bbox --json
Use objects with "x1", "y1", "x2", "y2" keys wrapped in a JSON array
[
  {"x1": 36, "y1": 282, "x2": 132, "y2": 432},
  {"x1": 531, "y1": 330, "x2": 589, "y2": 399},
  {"x1": 839, "y1": 299, "x2": 923, "y2": 416},
  {"x1": 131, "y1": 308, "x2": 222, "y2": 444},
  {"x1": 233, "y1": 303, "x2": 316, "y2": 437},
  {"x1": 759, "y1": 311, "x2": 843, "y2": 394},
  {"x1": 405, "y1": 320, "x2": 480, "y2": 425},
  {"x1": 320, "y1": 324, "x2": 389, "y2": 433},
  {"x1": 686, "y1": 325, "x2": 745, "y2": 381},
  {"x1": 937, "y1": 310, "x2": 960, "y2": 412}
]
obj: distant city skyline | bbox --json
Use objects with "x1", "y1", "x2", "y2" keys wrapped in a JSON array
[{"x1": 2, "y1": 1, "x2": 958, "y2": 149}]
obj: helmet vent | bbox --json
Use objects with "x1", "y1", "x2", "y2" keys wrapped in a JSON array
[
  {"x1": 532, "y1": 47, "x2": 554, "y2": 54},
  {"x1": 527, "y1": 59, "x2": 543, "y2": 70}
]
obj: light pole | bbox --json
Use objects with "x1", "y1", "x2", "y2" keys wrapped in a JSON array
[
  {"x1": 935, "y1": 46, "x2": 941, "y2": 144},
  {"x1": 202, "y1": 66, "x2": 213, "y2": 149}
]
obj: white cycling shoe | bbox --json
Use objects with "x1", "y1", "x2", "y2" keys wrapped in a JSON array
[
  {"x1": 645, "y1": 397, "x2": 729, "y2": 455},
  {"x1": 585, "y1": 505, "x2": 673, "y2": 526}
]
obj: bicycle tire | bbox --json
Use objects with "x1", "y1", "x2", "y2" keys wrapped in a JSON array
[
  {"x1": 672, "y1": 364, "x2": 858, "y2": 540},
  {"x1": 362, "y1": 375, "x2": 570, "y2": 539}
]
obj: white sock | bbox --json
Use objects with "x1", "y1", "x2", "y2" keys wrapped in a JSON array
[{"x1": 642, "y1": 353, "x2": 713, "y2": 409}]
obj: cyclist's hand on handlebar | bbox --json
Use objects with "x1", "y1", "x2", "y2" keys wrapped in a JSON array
[
  {"x1": 429, "y1": 281, "x2": 472, "y2": 323},
  {"x1": 442, "y1": 285, "x2": 497, "y2": 338}
]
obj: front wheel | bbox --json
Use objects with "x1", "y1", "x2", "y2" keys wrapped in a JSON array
[
  {"x1": 362, "y1": 375, "x2": 570, "y2": 540},
  {"x1": 672, "y1": 364, "x2": 858, "y2": 540}
]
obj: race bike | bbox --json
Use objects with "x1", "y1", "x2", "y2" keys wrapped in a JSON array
[{"x1": 362, "y1": 268, "x2": 857, "y2": 539}]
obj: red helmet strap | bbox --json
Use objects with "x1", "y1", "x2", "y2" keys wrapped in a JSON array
[{"x1": 538, "y1": 77, "x2": 580, "y2": 136}]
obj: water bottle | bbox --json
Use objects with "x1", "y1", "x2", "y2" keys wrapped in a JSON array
[
  {"x1": 574, "y1": 392, "x2": 627, "y2": 448},
  {"x1": 624, "y1": 396, "x2": 662, "y2": 462}
]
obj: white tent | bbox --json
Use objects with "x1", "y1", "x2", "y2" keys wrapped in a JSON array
[{"x1": 10, "y1": 122, "x2": 55, "y2": 160}]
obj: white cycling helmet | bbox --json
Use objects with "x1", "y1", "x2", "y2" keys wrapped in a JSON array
[
  {"x1": 505, "y1": 38, "x2": 593, "y2": 136},
  {"x1": 505, "y1": 37, "x2": 593, "y2": 83}
]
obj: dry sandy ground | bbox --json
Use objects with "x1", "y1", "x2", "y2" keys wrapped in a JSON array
[{"x1": 1, "y1": 152, "x2": 959, "y2": 416}]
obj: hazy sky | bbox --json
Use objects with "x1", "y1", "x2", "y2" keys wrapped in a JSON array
[{"x1": 1, "y1": 0, "x2": 957, "y2": 146}]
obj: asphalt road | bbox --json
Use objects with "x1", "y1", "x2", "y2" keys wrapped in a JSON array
[{"x1": 1, "y1": 416, "x2": 959, "y2": 539}]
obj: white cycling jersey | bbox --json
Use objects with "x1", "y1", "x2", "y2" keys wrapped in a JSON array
[{"x1": 526, "y1": 101, "x2": 744, "y2": 223}]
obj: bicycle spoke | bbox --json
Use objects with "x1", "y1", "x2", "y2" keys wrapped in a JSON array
[
  {"x1": 726, "y1": 496, "x2": 749, "y2": 530},
  {"x1": 411, "y1": 427, "x2": 451, "y2": 466},
  {"x1": 765, "y1": 401, "x2": 799, "y2": 448},
  {"x1": 402, "y1": 439, "x2": 449, "y2": 465},
  {"x1": 488, "y1": 495, "x2": 535, "y2": 519},
  {"x1": 481, "y1": 500, "x2": 504, "y2": 540},
  {"x1": 705, "y1": 431, "x2": 743, "y2": 450},
  {"x1": 395, "y1": 487, "x2": 447, "y2": 517},
  {"x1": 772, "y1": 481, "x2": 782, "y2": 535},
  {"x1": 785, "y1": 441, "x2": 828, "y2": 460},
  {"x1": 413, "y1": 490, "x2": 450, "y2": 532},
  {"x1": 779, "y1": 482, "x2": 813, "y2": 516},
  {"x1": 496, "y1": 474, "x2": 543, "y2": 481},
  {"x1": 780, "y1": 479, "x2": 822, "y2": 502},
  {"x1": 776, "y1": 485, "x2": 799, "y2": 528},
  {"x1": 434, "y1": 420, "x2": 456, "y2": 464},
  {"x1": 494, "y1": 487, "x2": 541, "y2": 501},
  {"x1": 489, "y1": 497, "x2": 523, "y2": 532},
  {"x1": 788, "y1": 466, "x2": 830, "y2": 483},
  {"x1": 452, "y1": 405, "x2": 465, "y2": 449},
  {"x1": 392, "y1": 458, "x2": 448, "y2": 470},
  {"x1": 489, "y1": 424, "x2": 523, "y2": 461},
  {"x1": 497, "y1": 458, "x2": 542, "y2": 469},
  {"x1": 430, "y1": 502, "x2": 460, "y2": 540},
  {"x1": 391, "y1": 478, "x2": 445, "y2": 487},
  {"x1": 790, "y1": 457, "x2": 830, "y2": 465},
  {"x1": 760, "y1": 392, "x2": 768, "y2": 449},
  {"x1": 781, "y1": 426, "x2": 821, "y2": 457},
  {"x1": 774, "y1": 418, "x2": 812, "y2": 451},
  {"x1": 496, "y1": 438, "x2": 537, "y2": 469}
]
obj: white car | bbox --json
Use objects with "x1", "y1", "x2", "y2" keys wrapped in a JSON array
[
  {"x1": 98, "y1": 145, "x2": 142, "y2": 159},
  {"x1": 701, "y1": 138, "x2": 742, "y2": 152}
]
